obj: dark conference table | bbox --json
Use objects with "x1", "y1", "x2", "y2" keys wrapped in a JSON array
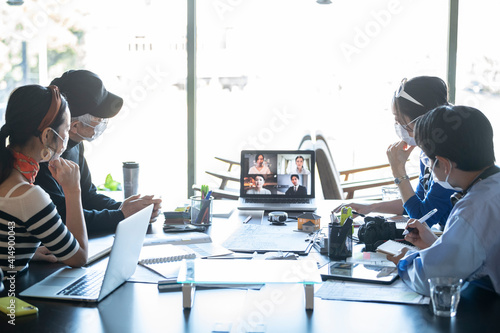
[{"x1": 1, "y1": 200, "x2": 499, "y2": 333}]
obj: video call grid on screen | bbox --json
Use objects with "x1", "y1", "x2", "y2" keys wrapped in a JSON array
[{"x1": 240, "y1": 150, "x2": 315, "y2": 197}]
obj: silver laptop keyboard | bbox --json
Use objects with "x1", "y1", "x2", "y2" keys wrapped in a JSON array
[
  {"x1": 57, "y1": 270, "x2": 104, "y2": 297},
  {"x1": 246, "y1": 198, "x2": 310, "y2": 204}
]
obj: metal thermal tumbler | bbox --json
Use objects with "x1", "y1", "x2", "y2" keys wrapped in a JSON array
[{"x1": 123, "y1": 162, "x2": 139, "y2": 199}]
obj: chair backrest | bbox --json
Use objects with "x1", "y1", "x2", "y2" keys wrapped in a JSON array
[
  {"x1": 314, "y1": 138, "x2": 344, "y2": 199},
  {"x1": 316, "y1": 133, "x2": 333, "y2": 160},
  {"x1": 298, "y1": 133, "x2": 314, "y2": 150}
]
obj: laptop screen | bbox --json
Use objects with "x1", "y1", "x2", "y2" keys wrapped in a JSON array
[{"x1": 240, "y1": 150, "x2": 315, "y2": 198}]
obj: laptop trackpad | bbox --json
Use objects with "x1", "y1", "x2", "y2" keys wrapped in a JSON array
[{"x1": 40, "y1": 277, "x2": 76, "y2": 287}]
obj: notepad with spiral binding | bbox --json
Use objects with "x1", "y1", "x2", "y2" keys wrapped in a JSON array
[
  {"x1": 138, "y1": 244, "x2": 196, "y2": 264},
  {"x1": 376, "y1": 240, "x2": 419, "y2": 256}
]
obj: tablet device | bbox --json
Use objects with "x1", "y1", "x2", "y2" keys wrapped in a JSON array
[{"x1": 319, "y1": 262, "x2": 399, "y2": 285}]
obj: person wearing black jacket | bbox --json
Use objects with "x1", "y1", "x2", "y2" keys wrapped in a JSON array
[{"x1": 34, "y1": 70, "x2": 161, "y2": 242}]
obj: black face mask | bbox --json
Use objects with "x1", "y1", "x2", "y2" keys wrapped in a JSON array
[{"x1": 450, "y1": 165, "x2": 500, "y2": 206}]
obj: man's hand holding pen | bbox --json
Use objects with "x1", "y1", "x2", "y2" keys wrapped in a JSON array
[{"x1": 403, "y1": 218, "x2": 438, "y2": 250}]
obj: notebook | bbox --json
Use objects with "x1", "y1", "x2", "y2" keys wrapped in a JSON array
[
  {"x1": 237, "y1": 150, "x2": 316, "y2": 211},
  {"x1": 376, "y1": 240, "x2": 419, "y2": 256},
  {"x1": 139, "y1": 243, "x2": 234, "y2": 279},
  {"x1": 20, "y1": 204, "x2": 153, "y2": 302},
  {"x1": 138, "y1": 244, "x2": 196, "y2": 264}
]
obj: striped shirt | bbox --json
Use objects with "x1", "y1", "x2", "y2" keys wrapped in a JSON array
[{"x1": 0, "y1": 184, "x2": 79, "y2": 274}]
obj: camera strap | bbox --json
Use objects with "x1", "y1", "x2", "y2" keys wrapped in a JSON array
[{"x1": 450, "y1": 165, "x2": 500, "y2": 206}]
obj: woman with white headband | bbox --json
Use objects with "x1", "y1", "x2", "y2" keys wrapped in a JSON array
[{"x1": 335, "y1": 76, "x2": 457, "y2": 229}]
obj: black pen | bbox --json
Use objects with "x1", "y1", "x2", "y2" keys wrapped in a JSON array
[{"x1": 352, "y1": 211, "x2": 365, "y2": 217}]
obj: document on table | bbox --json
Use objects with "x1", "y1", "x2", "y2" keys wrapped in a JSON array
[
  {"x1": 222, "y1": 223, "x2": 311, "y2": 254},
  {"x1": 143, "y1": 231, "x2": 211, "y2": 246},
  {"x1": 186, "y1": 243, "x2": 234, "y2": 258},
  {"x1": 315, "y1": 279, "x2": 429, "y2": 305}
]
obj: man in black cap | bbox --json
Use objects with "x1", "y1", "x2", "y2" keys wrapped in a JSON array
[{"x1": 35, "y1": 70, "x2": 162, "y2": 239}]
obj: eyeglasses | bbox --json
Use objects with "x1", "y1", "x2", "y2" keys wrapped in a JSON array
[
  {"x1": 49, "y1": 128, "x2": 69, "y2": 150},
  {"x1": 420, "y1": 153, "x2": 440, "y2": 171},
  {"x1": 397, "y1": 115, "x2": 421, "y2": 132},
  {"x1": 420, "y1": 153, "x2": 432, "y2": 168},
  {"x1": 80, "y1": 117, "x2": 108, "y2": 128},
  {"x1": 395, "y1": 78, "x2": 424, "y2": 107}
]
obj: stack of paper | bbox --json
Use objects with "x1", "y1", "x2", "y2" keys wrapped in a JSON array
[{"x1": 315, "y1": 279, "x2": 429, "y2": 305}]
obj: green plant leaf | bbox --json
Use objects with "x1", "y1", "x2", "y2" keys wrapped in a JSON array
[{"x1": 102, "y1": 174, "x2": 122, "y2": 191}]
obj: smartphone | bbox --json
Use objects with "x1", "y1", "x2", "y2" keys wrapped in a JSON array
[{"x1": 0, "y1": 297, "x2": 38, "y2": 317}]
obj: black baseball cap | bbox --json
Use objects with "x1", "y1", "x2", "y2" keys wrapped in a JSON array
[{"x1": 50, "y1": 70, "x2": 123, "y2": 118}]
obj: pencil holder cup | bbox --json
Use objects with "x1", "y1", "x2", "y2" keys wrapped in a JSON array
[
  {"x1": 328, "y1": 219, "x2": 353, "y2": 260},
  {"x1": 190, "y1": 195, "x2": 213, "y2": 225}
]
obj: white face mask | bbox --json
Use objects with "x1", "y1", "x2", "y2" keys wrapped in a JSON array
[
  {"x1": 431, "y1": 158, "x2": 462, "y2": 192},
  {"x1": 394, "y1": 123, "x2": 417, "y2": 146},
  {"x1": 394, "y1": 115, "x2": 422, "y2": 146}
]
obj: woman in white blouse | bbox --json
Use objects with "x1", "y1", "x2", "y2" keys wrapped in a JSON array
[{"x1": 246, "y1": 175, "x2": 271, "y2": 195}]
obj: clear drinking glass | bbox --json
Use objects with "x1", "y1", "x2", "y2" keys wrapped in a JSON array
[
  {"x1": 382, "y1": 186, "x2": 401, "y2": 201},
  {"x1": 428, "y1": 277, "x2": 463, "y2": 317}
]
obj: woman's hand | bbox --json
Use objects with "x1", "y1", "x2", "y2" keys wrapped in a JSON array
[
  {"x1": 32, "y1": 246, "x2": 58, "y2": 263},
  {"x1": 387, "y1": 140, "x2": 415, "y2": 177},
  {"x1": 333, "y1": 202, "x2": 372, "y2": 215},
  {"x1": 48, "y1": 158, "x2": 81, "y2": 194}
]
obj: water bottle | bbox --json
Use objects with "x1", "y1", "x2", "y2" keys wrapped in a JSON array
[{"x1": 123, "y1": 162, "x2": 139, "y2": 199}]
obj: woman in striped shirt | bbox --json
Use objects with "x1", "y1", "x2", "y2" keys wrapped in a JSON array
[{"x1": 0, "y1": 85, "x2": 88, "y2": 274}]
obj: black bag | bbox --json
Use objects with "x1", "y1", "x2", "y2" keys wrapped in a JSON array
[{"x1": 358, "y1": 216, "x2": 398, "y2": 252}]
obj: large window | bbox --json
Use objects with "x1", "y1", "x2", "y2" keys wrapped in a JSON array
[
  {"x1": 196, "y1": 0, "x2": 449, "y2": 196},
  {"x1": 3, "y1": 1, "x2": 497, "y2": 202},
  {"x1": 455, "y1": 0, "x2": 500, "y2": 161},
  {"x1": 1, "y1": 0, "x2": 188, "y2": 204}
]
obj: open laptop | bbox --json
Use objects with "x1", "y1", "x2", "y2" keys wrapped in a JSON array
[
  {"x1": 20, "y1": 204, "x2": 153, "y2": 302},
  {"x1": 237, "y1": 150, "x2": 316, "y2": 211}
]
